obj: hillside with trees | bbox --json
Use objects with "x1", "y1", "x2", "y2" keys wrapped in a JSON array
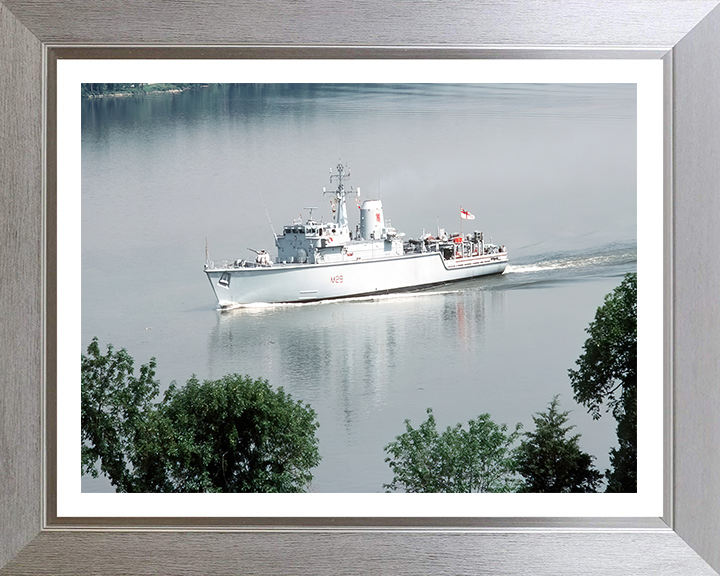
[{"x1": 81, "y1": 83, "x2": 205, "y2": 98}]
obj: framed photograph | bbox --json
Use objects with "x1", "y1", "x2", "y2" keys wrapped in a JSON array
[
  {"x1": 2, "y1": 1, "x2": 720, "y2": 574},
  {"x1": 60, "y1": 60, "x2": 663, "y2": 521}
]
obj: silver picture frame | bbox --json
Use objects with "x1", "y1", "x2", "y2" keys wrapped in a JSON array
[{"x1": 2, "y1": 1, "x2": 720, "y2": 574}]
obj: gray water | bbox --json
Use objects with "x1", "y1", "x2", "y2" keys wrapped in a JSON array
[{"x1": 81, "y1": 84, "x2": 637, "y2": 493}]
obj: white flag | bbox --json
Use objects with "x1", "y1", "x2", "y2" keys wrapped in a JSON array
[{"x1": 460, "y1": 208, "x2": 475, "y2": 220}]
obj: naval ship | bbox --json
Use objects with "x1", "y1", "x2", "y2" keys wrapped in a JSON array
[{"x1": 204, "y1": 164, "x2": 508, "y2": 306}]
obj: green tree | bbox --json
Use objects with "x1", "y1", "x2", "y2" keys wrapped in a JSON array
[
  {"x1": 81, "y1": 338, "x2": 160, "y2": 492},
  {"x1": 515, "y1": 396, "x2": 603, "y2": 493},
  {"x1": 153, "y1": 375, "x2": 321, "y2": 493},
  {"x1": 568, "y1": 273, "x2": 637, "y2": 492},
  {"x1": 383, "y1": 408, "x2": 523, "y2": 493},
  {"x1": 81, "y1": 338, "x2": 321, "y2": 492}
]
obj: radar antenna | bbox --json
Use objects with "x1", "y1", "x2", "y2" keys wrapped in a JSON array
[{"x1": 304, "y1": 207, "x2": 318, "y2": 222}]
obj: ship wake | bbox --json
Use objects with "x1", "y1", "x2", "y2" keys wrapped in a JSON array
[{"x1": 506, "y1": 243, "x2": 637, "y2": 276}]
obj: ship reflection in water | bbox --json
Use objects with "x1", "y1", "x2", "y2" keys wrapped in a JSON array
[{"x1": 206, "y1": 286, "x2": 510, "y2": 492}]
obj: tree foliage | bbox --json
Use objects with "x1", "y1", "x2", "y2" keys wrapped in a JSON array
[
  {"x1": 153, "y1": 376, "x2": 321, "y2": 492},
  {"x1": 515, "y1": 396, "x2": 603, "y2": 493},
  {"x1": 81, "y1": 338, "x2": 320, "y2": 492},
  {"x1": 383, "y1": 408, "x2": 523, "y2": 493},
  {"x1": 81, "y1": 338, "x2": 160, "y2": 492},
  {"x1": 568, "y1": 273, "x2": 637, "y2": 492}
]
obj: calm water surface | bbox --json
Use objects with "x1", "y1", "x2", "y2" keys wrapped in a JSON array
[{"x1": 81, "y1": 84, "x2": 637, "y2": 492}]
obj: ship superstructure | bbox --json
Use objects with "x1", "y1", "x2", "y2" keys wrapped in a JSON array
[{"x1": 204, "y1": 164, "x2": 508, "y2": 306}]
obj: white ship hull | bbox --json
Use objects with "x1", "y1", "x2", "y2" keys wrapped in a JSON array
[{"x1": 205, "y1": 251, "x2": 507, "y2": 306}]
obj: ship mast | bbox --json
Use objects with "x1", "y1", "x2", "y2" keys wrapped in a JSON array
[{"x1": 325, "y1": 163, "x2": 356, "y2": 231}]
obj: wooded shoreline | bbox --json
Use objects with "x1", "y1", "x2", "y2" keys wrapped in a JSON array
[{"x1": 82, "y1": 83, "x2": 211, "y2": 98}]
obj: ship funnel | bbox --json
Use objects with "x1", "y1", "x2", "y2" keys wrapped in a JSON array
[{"x1": 359, "y1": 199, "x2": 384, "y2": 240}]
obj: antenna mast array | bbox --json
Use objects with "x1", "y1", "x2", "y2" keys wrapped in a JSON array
[
  {"x1": 328, "y1": 163, "x2": 350, "y2": 196},
  {"x1": 324, "y1": 163, "x2": 357, "y2": 229}
]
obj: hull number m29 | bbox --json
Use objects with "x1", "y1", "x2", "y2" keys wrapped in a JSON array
[{"x1": 330, "y1": 275, "x2": 344, "y2": 284}]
